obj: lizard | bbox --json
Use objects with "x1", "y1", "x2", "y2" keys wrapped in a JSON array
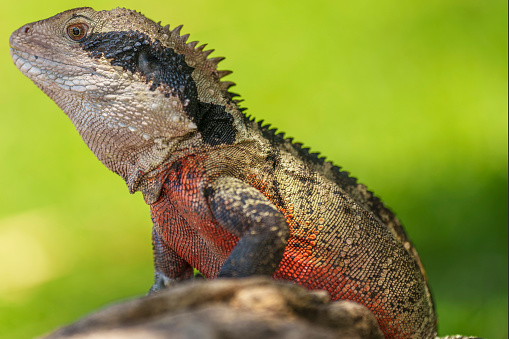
[{"x1": 9, "y1": 7, "x2": 437, "y2": 338}]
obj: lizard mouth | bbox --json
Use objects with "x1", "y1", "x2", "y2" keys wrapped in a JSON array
[
  {"x1": 10, "y1": 47, "x2": 97, "y2": 79},
  {"x1": 10, "y1": 48, "x2": 44, "y2": 78},
  {"x1": 10, "y1": 47, "x2": 108, "y2": 95}
]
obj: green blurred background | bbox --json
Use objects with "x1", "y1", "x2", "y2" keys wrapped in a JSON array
[{"x1": 1, "y1": 0, "x2": 507, "y2": 338}]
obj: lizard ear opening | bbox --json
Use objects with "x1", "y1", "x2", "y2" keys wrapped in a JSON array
[{"x1": 138, "y1": 50, "x2": 158, "y2": 75}]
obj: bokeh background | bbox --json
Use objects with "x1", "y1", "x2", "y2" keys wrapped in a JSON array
[{"x1": 1, "y1": 1, "x2": 507, "y2": 338}]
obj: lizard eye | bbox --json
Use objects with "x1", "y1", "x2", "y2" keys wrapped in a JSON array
[{"x1": 66, "y1": 23, "x2": 88, "y2": 41}]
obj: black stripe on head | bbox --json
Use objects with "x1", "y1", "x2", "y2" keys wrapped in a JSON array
[{"x1": 80, "y1": 30, "x2": 237, "y2": 146}]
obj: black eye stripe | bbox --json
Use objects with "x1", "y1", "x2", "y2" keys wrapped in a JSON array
[
  {"x1": 80, "y1": 30, "x2": 196, "y2": 106},
  {"x1": 80, "y1": 29, "x2": 237, "y2": 146}
]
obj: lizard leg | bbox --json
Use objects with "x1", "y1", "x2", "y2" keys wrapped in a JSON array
[
  {"x1": 207, "y1": 177, "x2": 289, "y2": 277},
  {"x1": 148, "y1": 225, "x2": 194, "y2": 294}
]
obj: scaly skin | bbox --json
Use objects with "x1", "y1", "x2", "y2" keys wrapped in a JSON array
[{"x1": 10, "y1": 8, "x2": 436, "y2": 338}]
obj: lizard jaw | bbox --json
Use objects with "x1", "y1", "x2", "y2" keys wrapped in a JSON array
[{"x1": 10, "y1": 47, "x2": 101, "y2": 93}]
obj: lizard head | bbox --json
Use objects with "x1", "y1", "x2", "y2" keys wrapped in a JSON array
[{"x1": 10, "y1": 7, "x2": 242, "y2": 189}]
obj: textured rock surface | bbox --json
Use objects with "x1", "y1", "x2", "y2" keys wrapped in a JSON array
[
  {"x1": 42, "y1": 277, "x2": 483, "y2": 339},
  {"x1": 43, "y1": 277, "x2": 385, "y2": 339}
]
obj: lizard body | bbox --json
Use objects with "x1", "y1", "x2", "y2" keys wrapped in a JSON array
[{"x1": 10, "y1": 8, "x2": 436, "y2": 338}]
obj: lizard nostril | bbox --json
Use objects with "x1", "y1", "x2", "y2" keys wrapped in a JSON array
[{"x1": 24, "y1": 26, "x2": 30, "y2": 34}]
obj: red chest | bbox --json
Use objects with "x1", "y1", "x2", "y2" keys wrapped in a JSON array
[{"x1": 150, "y1": 156, "x2": 239, "y2": 278}]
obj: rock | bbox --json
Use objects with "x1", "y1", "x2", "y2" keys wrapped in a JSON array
[{"x1": 43, "y1": 277, "x2": 385, "y2": 339}]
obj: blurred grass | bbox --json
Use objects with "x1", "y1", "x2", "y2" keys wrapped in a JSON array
[{"x1": 0, "y1": 0, "x2": 507, "y2": 338}]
